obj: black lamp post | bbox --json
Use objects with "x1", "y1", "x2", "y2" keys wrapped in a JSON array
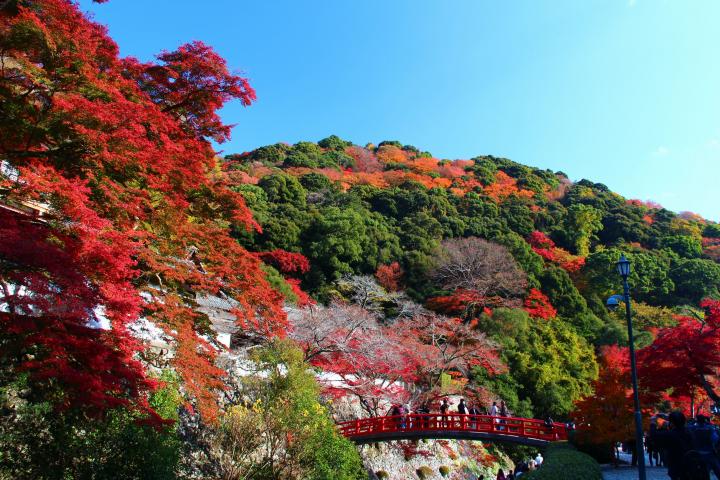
[{"x1": 613, "y1": 254, "x2": 646, "y2": 480}]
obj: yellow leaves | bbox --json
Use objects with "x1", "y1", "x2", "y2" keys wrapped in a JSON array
[{"x1": 670, "y1": 216, "x2": 703, "y2": 239}]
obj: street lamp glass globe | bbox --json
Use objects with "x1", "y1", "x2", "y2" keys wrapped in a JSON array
[{"x1": 617, "y1": 254, "x2": 631, "y2": 277}]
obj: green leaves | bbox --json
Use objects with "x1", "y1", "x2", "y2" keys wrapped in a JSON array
[
  {"x1": 565, "y1": 204, "x2": 603, "y2": 256},
  {"x1": 216, "y1": 340, "x2": 365, "y2": 480},
  {"x1": 584, "y1": 248, "x2": 675, "y2": 304},
  {"x1": 670, "y1": 258, "x2": 720, "y2": 304},
  {"x1": 523, "y1": 444, "x2": 602, "y2": 480},
  {"x1": 478, "y1": 309, "x2": 598, "y2": 417}
]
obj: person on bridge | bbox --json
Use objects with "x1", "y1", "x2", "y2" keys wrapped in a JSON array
[
  {"x1": 544, "y1": 415, "x2": 555, "y2": 439},
  {"x1": 458, "y1": 398, "x2": 467, "y2": 429},
  {"x1": 499, "y1": 401, "x2": 508, "y2": 430},
  {"x1": 490, "y1": 401, "x2": 500, "y2": 431},
  {"x1": 440, "y1": 399, "x2": 450, "y2": 428},
  {"x1": 416, "y1": 403, "x2": 430, "y2": 429},
  {"x1": 469, "y1": 402, "x2": 481, "y2": 429},
  {"x1": 389, "y1": 404, "x2": 402, "y2": 430},
  {"x1": 398, "y1": 404, "x2": 407, "y2": 429}
]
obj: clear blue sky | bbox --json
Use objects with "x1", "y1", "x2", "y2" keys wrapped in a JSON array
[{"x1": 78, "y1": 0, "x2": 720, "y2": 221}]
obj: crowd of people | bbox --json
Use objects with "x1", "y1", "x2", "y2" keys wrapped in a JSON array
[
  {"x1": 491, "y1": 452, "x2": 544, "y2": 479},
  {"x1": 382, "y1": 399, "x2": 559, "y2": 478},
  {"x1": 380, "y1": 401, "x2": 720, "y2": 479},
  {"x1": 386, "y1": 398, "x2": 512, "y2": 428},
  {"x1": 384, "y1": 398, "x2": 562, "y2": 439},
  {"x1": 620, "y1": 412, "x2": 720, "y2": 480}
]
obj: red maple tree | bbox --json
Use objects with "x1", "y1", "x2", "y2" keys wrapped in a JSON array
[
  {"x1": 0, "y1": 0, "x2": 286, "y2": 423},
  {"x1": 527, "y1": 231, "x2": 585, "y2": 273},
  {"x1": 289, "y1": 302, "x2": 421, "y2": 415},
  {"x1": 289, "y1": 303, "x2": 503, "y2": 415},
  {"x1": 573, "y1": 346, "x2": 637, "y2": 447},
  {"x1": 638, "y1": 299, "x2": 720, "y2": 406},
  {"x1": 523, "y1": 288, "x2": 557, "y2": 319},
  {"x1": 255, "y1": 250, "x2": 311, "y2": 275},
  {"x1": 375, "y1": 262, "x2": 403, "y2": 292}
]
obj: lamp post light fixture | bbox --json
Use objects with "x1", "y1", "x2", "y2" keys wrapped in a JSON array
[{"x1": 606, "y1": 254, "x2": 646, "y2": 480}]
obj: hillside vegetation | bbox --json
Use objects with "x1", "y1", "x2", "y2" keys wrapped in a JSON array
[
  {"x1": 226, "y1": 136, "x2": 720, "y2": 418},
  {"x1": 2, "y1": 1, "x2": 720, "y2": 478}
]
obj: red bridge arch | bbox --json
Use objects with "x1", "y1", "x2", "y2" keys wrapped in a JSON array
[{"x1": 338, "y1": 414, "x2": 569, "y2": 446}]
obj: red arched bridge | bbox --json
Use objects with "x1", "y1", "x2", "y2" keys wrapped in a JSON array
[{"x1": 338, "y1": 414, "x2": 569, "y2": 447}]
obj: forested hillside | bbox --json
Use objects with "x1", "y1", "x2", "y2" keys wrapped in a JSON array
[
  {"x1": 2, "y1": 1, "x2": 720, "y2": 478},
  {"x1": 225, "y1": 138, "x2": 720, "y2": 421}
]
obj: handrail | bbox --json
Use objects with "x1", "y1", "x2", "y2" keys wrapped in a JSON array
[{"x1": 337, "y1": 414, "x2": 568, "y2": 442}]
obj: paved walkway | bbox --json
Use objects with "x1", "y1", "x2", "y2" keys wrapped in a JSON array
[
  {"x1": 602, "y1": 452, "x2": 719, "y2": 480},
  {"x1": 601, "y1": 464, "x2": 671, "y2": 480}
]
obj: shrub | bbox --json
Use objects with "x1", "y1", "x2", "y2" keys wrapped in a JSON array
[
  {"x1": 523, "y1": 443, "x2": 601, "y2": 480},
  {"x1": 0, "y1": 371, "x2": 182, "y2": 480},
  {"x1": 376, "y1": 471, "x2": 389, "y2": 479},
  {"x1": 573, "y1": 440, "x2": 615, "y2": 464},
  {"x1": 439, "y1": 465, "x2": 451, "y2": 476},
  {"x1": 416, "y1": 465, "x2": 433, "y2": 479}
]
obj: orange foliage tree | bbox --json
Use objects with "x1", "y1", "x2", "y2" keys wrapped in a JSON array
[
  {"x1": 573, "y1": 346, "x2": 638, "y2": 450},
  {"x1": 375, "y1": 262, "x2": 404, "y2": 292}
]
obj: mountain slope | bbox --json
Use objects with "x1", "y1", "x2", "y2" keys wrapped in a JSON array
[{"x1": 224, "y1": 136, "x2": 720, "y2": 417}]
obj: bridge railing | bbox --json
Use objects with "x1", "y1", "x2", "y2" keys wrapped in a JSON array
[{"x1": 337, "y1": 414, "x2": 568, "y2": 442}]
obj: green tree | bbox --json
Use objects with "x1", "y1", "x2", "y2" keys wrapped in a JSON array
[
  {"x1": 564, "y1": 204, "x2": 603, "y2": 256},
  {"x1": 399, "y1": 211, "x2": 443, "y2": 254},
  {"x1": 660, "y1": 235, "x2": 703, "y2": 258},
  {"x1": 305, "y1": 207, "x2": 399, "y2": 282},
  {"x1": 670, "y1": 258, "x2": 720, "y2": 304},
  {"x1": 583, "y1": 248, "x2": 675, "y2": 304},
  {"x1": 318, "y1": 135, "x2": 351, "y2": 151},
  {"x1": 703, "y1": 224, "x2": 720, "y2": 238},
  {"x1": 300, "y1": 172, "x2": 338, "y2": 192},
  {"x1": 477, "y1": 309, "x2": 598, "y2": 417},
  {"x1": 206, "y1": 339, "x2": 364, "y2": 480},
  {"x1": 538, "y1": 266, "x2": 587, "y2": 317},
  {"x1": 496, "y1": 231, "x2": 545, "y2": 282},
  {"x1": 0, "y1": 372, "x2": 182, "y2": 480},
  {"x1": 501, "y1": 198, "x2": 536, "y2": 237},
  {"x1": 248, "y1": 143, "x2": 291, "y2": 164},
  {"x1": 258, "y1": 173, "x2": 307, "y2": 208},
  {"x1": 598, "y1": 207, "x2": 652, "y2": 245}
]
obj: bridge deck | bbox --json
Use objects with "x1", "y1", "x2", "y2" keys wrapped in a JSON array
[{"x1": 338, "y1": 414, "x2": 568, "y2": 446}]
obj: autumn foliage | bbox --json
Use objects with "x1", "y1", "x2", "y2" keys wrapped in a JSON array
[
  {"x1": 0, "y1": 0, "x2": 286, "y2": 422},
  {"x1": 527, "y1": 231, "x2": 586, "y2": 273},
  {"x1": 523, "y1": 288, "x2": 557, "y2": 319},
  {"x1": 426, "y1": 290, "x2": 496, "y2": 317},
  {"x1": 375, "y1": 262, "x2": 403, "y2": 292},
  {"x1": 5, "y1": 4, "x2": 720, "y2": 473},
  {"x1": 573, "y1": 345, "x2": 636, "y2": 445},
  {"x1": 255, "y1": 250, "x2": 311, "y2": 275},
  {"x1": 638, "y1": 299, "x2": 720, "y2": 403},
  {"x1": 289, "y1": 302, "x2": 503, "y2": 415}
]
